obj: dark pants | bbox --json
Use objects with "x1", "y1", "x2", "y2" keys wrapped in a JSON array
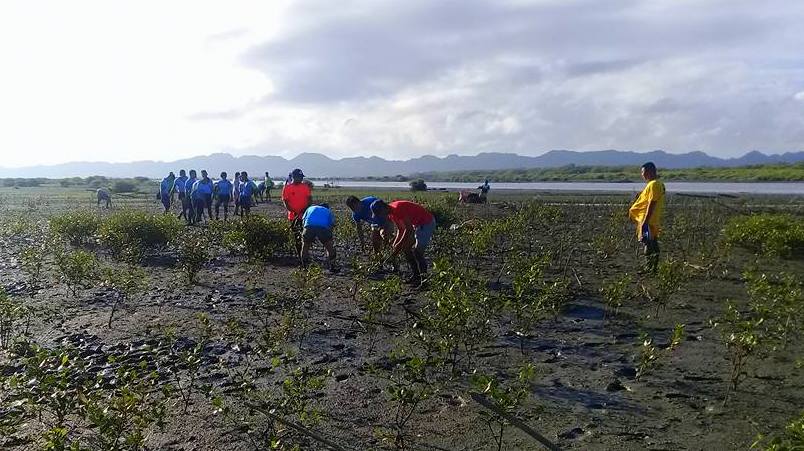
[
  {"x1": 215, "y1": 195, "x2": 230, "y2": 220},
  {"x1": 643, "y1": 238, "x2": 660, "y2": 274}
]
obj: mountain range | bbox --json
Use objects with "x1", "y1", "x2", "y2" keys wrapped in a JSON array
[{"x1": 0, "y1": 150, "x2": 802, "y2": 179}]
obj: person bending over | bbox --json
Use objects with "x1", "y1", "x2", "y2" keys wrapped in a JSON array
[
  {"x1": 300, "y1": 203, "x2": 337, "y2": 271},
  {"x1": 370, "y1": 199, "x2": 435, "y2": 286}
]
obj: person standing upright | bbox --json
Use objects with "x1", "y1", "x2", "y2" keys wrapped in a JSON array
[
  {"x1": 214, "y1": 172, "x2": 233, "y2": 221},
  {"x1": 159, "y1": 173, "x2": 173, "y2": 213},
  {"x1": 174, "y1": 170, "x2": 190, "y2": 222},
  {"x1": 629, "y1": 162, "x2": 666, "y2": 274},
  {"x1": 282, "y1": 169, "x2": 313, "y2": 252},
  {"x1": 184, "y1": 170, "x2": 198, "y2": 225}
]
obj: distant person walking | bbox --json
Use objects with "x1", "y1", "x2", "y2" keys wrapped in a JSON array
[
  {"x1": 300, "y1": 203, "x2": 338, "y2": 271},
  {"x1": 159, "y1": 173, "x2": 173, "y2": 213},
  {"x1": 370, "y1": 199, "x2": 436, "y2": 287},
  {"x1": 282, "y1": 168, "x2": 313, "y2": 253},
  {"x1": 238, "y1": 172, "x2": 257, "y2": 217},
  {"x1": 174, "y1": 169, "x2": 190, "y2": 221},
  {"x1": 214, "y1": 172, "x2": 233, "y2": 221},
  {"x1": 629, "y1": 162, "x2": 666, "y2": 274},
  {"x1": 184, "y1": 170, "x2": 198, "y2": 225}
]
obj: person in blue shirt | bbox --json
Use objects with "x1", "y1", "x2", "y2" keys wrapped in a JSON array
[
  {"x1": 346, "y1": 195, "x2": 395, "y2": 259},
  {"x1": 214, "y1": 171, "x2": 233, "y2": 221},
  {"x1": 300, "y1": 203, "x2": 337, "y2": 271},
  {"x1": 158, "y1": 172, "x2": 174, "y2": 213},
  {"x1": 184, "y1": 170, "x2": 198, "y2": 224},
  {"x1": 174, "y1": 169, "x2": 190, "y2": 221},
  {"x1": 238, "y1": 171, "x2": 258, "y2": 217},
  {"x1": 191, "y1": 170, "x2": 213, "y2": 224}
]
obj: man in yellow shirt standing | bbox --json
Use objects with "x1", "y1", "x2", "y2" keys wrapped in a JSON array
[{"x1": 629, "y1": 162, "x2": 665, "y2": 273}]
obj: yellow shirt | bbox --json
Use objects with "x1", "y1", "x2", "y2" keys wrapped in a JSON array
[{"x1": 629, "y1": 179, "x2": 665, "y2": 239}]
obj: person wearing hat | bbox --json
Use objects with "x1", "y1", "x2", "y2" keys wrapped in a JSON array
[
  {"x1": 282, "y1": 168, "x2": 313, "y2": 251},
  {"x1": 370, "y1": 199, "x2": 435, "y2": 286}
]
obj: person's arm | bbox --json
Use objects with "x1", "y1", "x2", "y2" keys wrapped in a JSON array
[{"x1": 391, "y1": 218, "x2": 413, "y2": 256}]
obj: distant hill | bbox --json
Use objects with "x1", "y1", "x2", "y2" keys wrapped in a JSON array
[{"x1": 1, "y1": 150, "x2": 802, "y2": 179}]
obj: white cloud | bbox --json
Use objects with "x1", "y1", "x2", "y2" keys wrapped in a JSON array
[{"x1": 1, "y1": 0, "x2": 804, "y2": 167}]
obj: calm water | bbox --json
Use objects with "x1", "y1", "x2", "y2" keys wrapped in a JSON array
[{"x1": 316, "y1": 180, "x2": 804, "y2": 195}]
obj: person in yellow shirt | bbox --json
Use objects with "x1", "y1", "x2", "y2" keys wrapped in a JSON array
[{"x1": 629, "y1": 162, "x2": 665, "y2": 273}]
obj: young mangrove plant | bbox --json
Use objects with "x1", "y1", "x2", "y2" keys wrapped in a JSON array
[
  {"x1": 470, "y1": 363, "x2": 537, "y2": 451},
  {"x1": 636, "y1": 333, "x2": 659, "y2": 381},
  {"x1": 54, "y1": 248, "x2": 98, "y2": 297},
  {"x1": 0, "y1": 288, "x2": 30, "y2": 349},
  {"x1": 19, "y1": 242, "x2": 48, "y2": 294},
  {"x1": 601, "y1": 273, "x2": 634, "y2": 318},
  {"x1": 101, "y1": 264, "x2": 148, "y2": 328},
  {"x1": 357, "y1": 275, "x2": 402, "y2": 355},
  {"x1": 750, "y1": 410, "x2": 804, "y2": 450},
  {"x1": 176, "y1": 229, "x2": 209, "y2": 285}
]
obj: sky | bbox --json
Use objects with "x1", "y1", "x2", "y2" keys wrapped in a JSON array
[{"x1": 1, "y1": 0, "x2": 803, "y2": 167}]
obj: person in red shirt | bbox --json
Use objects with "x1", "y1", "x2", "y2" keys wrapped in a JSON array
[
  {"x1": 282, "y1": 168, "x2": 313, "y2": 252},
  {"x1": 370, "y1": 199, "x2": 436, "y2": 286}
]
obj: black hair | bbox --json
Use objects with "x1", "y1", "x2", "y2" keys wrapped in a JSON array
[
  {"x1": 346, "y1": 195, "x2": 360, "y2": 205},
  {"x1": 320, "y1": 203, "x2": 330, "y2": 209},
  {"x1": 641, "y1": 162, "x2": 657, "y2": 174}
]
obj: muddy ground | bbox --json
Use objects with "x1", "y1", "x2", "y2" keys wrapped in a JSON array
[{"x1": 0, "y1": 187, "x2": 802, "y2": 450}]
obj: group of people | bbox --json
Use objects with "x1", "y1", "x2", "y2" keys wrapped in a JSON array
[
  {"x1": 150, "y1": 161, "x2": 664, "y2": 284},
  {"x1": 156, "y1": 167, "x2": 438, "y2": 286},
  {"x1": 159, "y1": 170, "x2": 276, "y2": 223}
]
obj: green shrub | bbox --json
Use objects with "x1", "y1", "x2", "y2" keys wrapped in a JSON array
[
  {"x1": 50, "y1": 211, "x2": 101, "y2": 245},
  {"x1": 0, "y1": 288, "x2": 29, "y2": 349},
  {"x1": 409, "y1": 179, "x2": 428, "y2": 191},
  {"x1": 222, "y1": 216, "x2": 290, "y2": 261},
  {"x1": 177, "y1": 230, "x2": 209, "y2": 284},
  {"x1": 752, "y1": 410, "x2": 804, "y2": 450},
  {"x1": 99, "y1": 210, "x2": 182, "y2": 262},
  {"x1": 723, "y1": 213, "x2": 804, "y2": 258},
  {"x1": 54, "y1": 249, "x2": 98, "y2": 296},
  {"x1": 111, "y1": 180, "x2": 138, "y2": 193}
]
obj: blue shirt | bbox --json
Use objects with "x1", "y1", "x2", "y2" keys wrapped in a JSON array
[
  {"x1": 352, "y1": 196, "x2": 381, "y2": 225},
  {"x1": 240, "y1": 180, "x2": 256, "y2": 200},
  {"x1": 193, "y1": 179, "x2": 213, "y2": 199},
  {"x1": 160, "y1": 178, "x2": 172, "y2": 195},
  {"x1": 303, "y1": 206, "x2": 335, "y2": 229},
  {"x1": 185, "y1": 177, "x2": 196, "y2": 195},
  {"x1": 216, "y1": 179, "x2": 233, "y2": 196},
  {"x1": 174, "y1": 176, "x2": 188, "y2": 193}
]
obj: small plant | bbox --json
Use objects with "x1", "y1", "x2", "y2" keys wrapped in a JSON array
[
  {"x1": 744, "y1": 271, "x2": 803, "y2": 348},
  {"x1": 720, "y1": 302, "x2": 762, "y2": 394},
  {"x1": 0, "y1": 289, "x2": 29, "y2": 349},
  {"x1": 381, "y1": 347, "x2": 437, "y2": 449},
  {"x1": 176, "y1": 230, "x2": 209, "y2": 285},
  {"x1": 601, "y1": 274, "x2": 634, "y2": 318},
  {"x1": 165, "y1": 313, "x2": 213, "y2": 414},
  {"x1": 54, "y1": 248, "x2": 98, "y2": 296},
  {"x1": 751, "y1": 410, "x2": 804, "y2": 450},
  {"x1": 49, "y1": 210, "x2": 101, "y2": 246},
  {"x1": 668, "y1": 323, "x2": 685, "y2": 351},
  {"x1": 101, "y1": 265, "x2": 148, "y2": 328},
  {"x1": 636, "y1": 333, "x2": 659, "y2": 381},
  {"x1": 357, "y1": 276, "x2": 402, "y2": 354},
  {"x1": 470, "y1": 364, "x2": 537, "y2": 451},
  {"x1": 640, "y1": 259, "x2": 688, "y2": 316},
  {"x1": 19, "y1": 243, "x2": 47, "y2": 294}
]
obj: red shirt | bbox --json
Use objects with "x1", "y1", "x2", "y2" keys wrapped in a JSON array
[
  {"x1": 388, "y1": 200, "x2": 434, "y2": 228},
  {"x1": 282, "y1": 182, "x2": 312, "y2": 220}
]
